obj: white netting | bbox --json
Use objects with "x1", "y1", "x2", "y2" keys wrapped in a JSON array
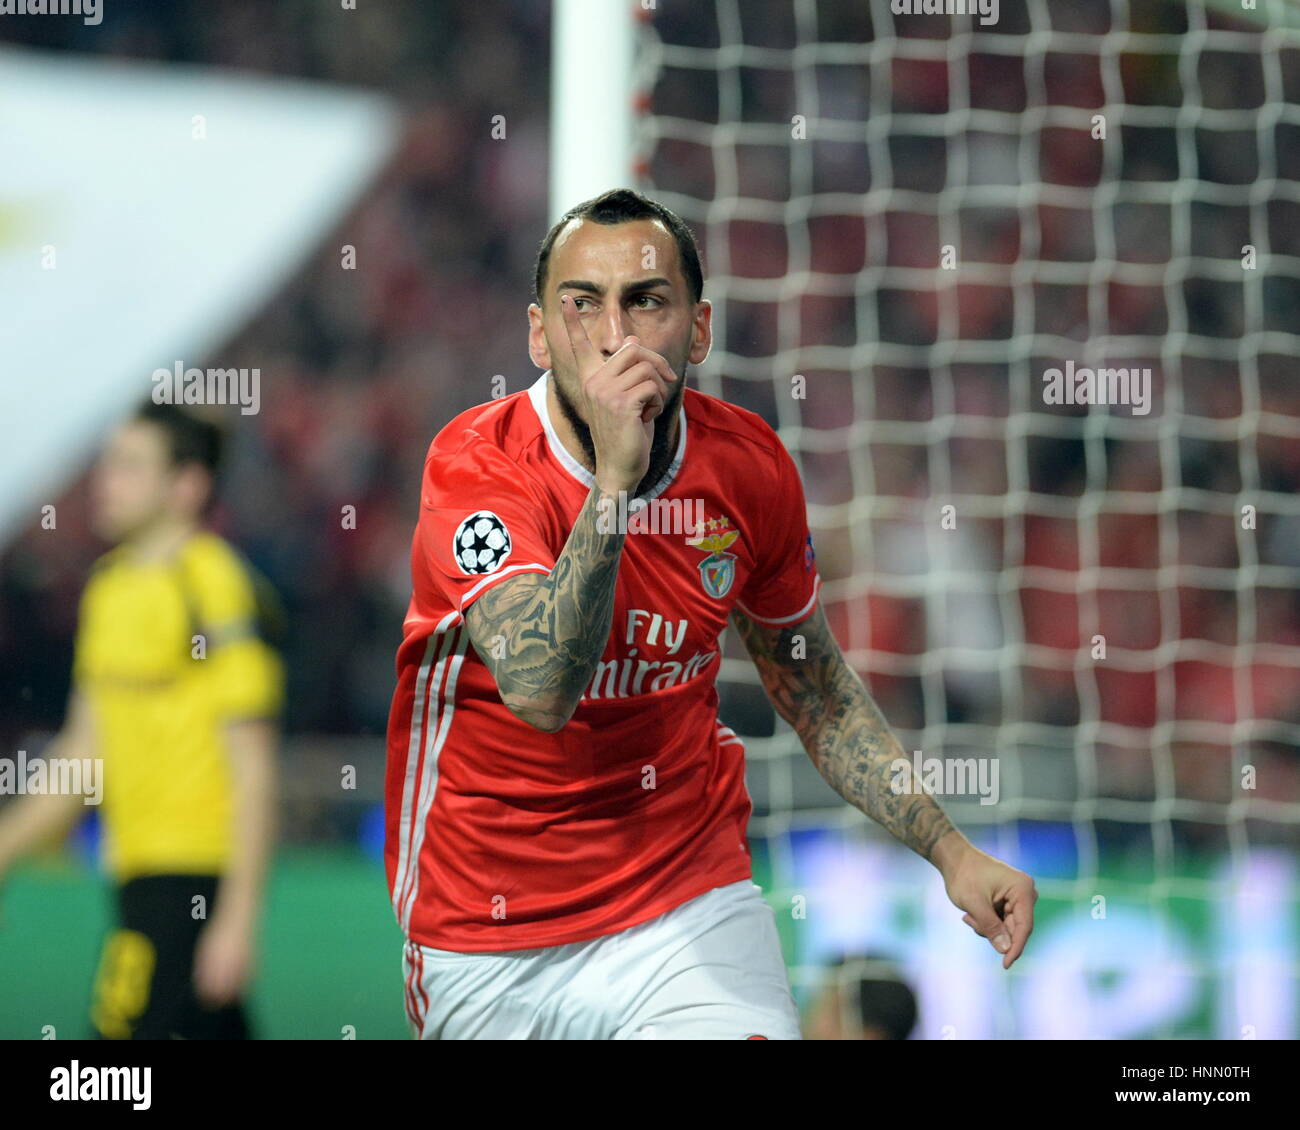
[{"x1": 633, "y1": 0, "x2": 1300, "y2": 1037}]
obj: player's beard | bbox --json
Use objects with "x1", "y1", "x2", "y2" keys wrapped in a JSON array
[{"x1": 551, "y1": 361, "x2": 687, "y2": 499}]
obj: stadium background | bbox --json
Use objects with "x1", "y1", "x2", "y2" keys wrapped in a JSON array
[{"x1": 1, "y1": 0, "x2": 1298, "y2": 1038}]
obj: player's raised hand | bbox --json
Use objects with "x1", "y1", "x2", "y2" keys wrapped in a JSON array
[
  {"x1": 942, "y1": 846, "x2": 1037, "y2": 969},
  {"x1": 558, "y1": 294, "x2": 678, "y2": 496}
]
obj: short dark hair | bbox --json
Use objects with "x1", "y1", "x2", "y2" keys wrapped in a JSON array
[
  {"x1": 134, "y1": 402, "x2": 224, "y2": 477},
  {"x1": 534, "y1": 188, "x2": 704, "y2": 306},
  {"x1": 825, "y1": 953, "x2": 918, "y2": 1040}
]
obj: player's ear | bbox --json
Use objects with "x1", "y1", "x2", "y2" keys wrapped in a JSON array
[
  {"x1": 527, "y1": 303, "x2": 551, "y2": 370},
  {"x1": 688, "y1": 298, "x2": 712, "y2": 366}
]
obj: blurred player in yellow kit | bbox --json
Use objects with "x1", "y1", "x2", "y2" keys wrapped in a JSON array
[{"x1": 0, "y1": 403, "x2": 283, "y2": 1039}]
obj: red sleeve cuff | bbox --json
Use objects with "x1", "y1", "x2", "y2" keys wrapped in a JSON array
[
  {"x1": 734, "y1": 574, "x2": 821, "y2": 628},
  {"x1": 457, "y1": 563, "x2": 552, "y2": 612}
]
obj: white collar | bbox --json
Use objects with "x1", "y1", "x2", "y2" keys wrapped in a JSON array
[{"x1": 527, "y1": 371, "x2": 687, "y2": 501}]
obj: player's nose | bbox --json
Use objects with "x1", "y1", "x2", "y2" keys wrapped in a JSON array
[{"x1": 595, "y1": 303, "x2": 634, "y2": 357}]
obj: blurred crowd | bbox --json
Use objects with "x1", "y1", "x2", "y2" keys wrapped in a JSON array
[{"x1": 1, "y1": 0, "x2": 1297, "y2": 828}]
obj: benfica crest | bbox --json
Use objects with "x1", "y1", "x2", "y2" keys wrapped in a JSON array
[{"x1": 687, "y1": 518, "x2": 740, "y2": 599}]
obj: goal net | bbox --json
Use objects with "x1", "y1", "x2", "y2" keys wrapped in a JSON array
[{"x1": 631, "y1": 0, "x2": 1300, "y2": 1038}]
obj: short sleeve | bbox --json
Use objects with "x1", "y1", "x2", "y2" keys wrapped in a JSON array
[
  {"x1": 185, "y1": 545, "x2": 284, "y2": 723},
  {"x1": 417, "y1": 434, "x2": 556, "y2": 613},
  {"x1": 734, "y1": 438, "x2": 821, "y2": 627}
]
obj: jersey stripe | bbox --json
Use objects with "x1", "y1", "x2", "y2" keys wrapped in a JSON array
[
  {"x1": 396, "y1": 625, "x2": 458, "y2": 926},
  {"x1": 392, "y1": 613, "x2": 458, "y2": 921},
  {"x1": 399, "y1": 627, "x2": 470, "y2": 933},
  {"x1": 716, "y1": 723, "x2": 745, "y2": 749}
]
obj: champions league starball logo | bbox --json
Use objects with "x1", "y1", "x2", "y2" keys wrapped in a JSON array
[{"x1": 453, "y1": 511, "x2": 512, "y2": 575}]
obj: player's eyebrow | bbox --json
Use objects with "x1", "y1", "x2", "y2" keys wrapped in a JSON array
[{"x1": 556, "y1": 277, "x2": 672, "y2": 297}]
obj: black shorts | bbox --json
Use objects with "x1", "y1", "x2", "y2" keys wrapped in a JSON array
[{"x1": 90, "y1": 874, "x2": 251, "y2": 1040}]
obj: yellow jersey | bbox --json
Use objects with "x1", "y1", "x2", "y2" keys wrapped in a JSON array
[{"x1": 73, "y1": 531, "x2": 284, "y2": 881}]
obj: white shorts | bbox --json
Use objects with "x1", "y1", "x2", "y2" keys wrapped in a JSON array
[{"x1": 402, "y1": 879, "x2": 802, "y2": 1039}]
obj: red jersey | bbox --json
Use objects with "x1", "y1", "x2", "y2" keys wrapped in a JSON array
[{"x1": 385, "y1": 371, "x2": 821, "y2": 952}]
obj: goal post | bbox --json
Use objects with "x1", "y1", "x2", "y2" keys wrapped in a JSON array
[{"x1": 549, "y1": 0, "x2": 640, "y2": 221}]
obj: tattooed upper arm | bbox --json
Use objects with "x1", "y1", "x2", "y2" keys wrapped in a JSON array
[
  {"x1": 463, "y1": 571, "x2": 547, "y2": 684},
  {"x1": 464, "y1": 572, "x2": 572, "y2": 733},
  {"x1": 461, "y1": 485, "x2": 625, "y2": 733}
]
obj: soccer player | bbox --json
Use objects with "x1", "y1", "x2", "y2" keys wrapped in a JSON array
[
  {"x1": 0, "y1": 403, "x2": 283, "y2": 1039},
  {"x1": 387, "y1": 188, "x2": 1036, "y2": 1039}
]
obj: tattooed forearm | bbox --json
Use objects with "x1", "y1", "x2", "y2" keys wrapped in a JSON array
[
  {"x1": 732, "y1": 605, "x2": 960, "y2": 864},
  {"x1": 465, "y1": 485, "x2": 624, "y2": 731}
]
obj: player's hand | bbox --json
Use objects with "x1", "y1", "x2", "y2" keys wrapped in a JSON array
[
  {"x1": 192, "y1": 912, "x2": 255, "y2": 1006},
  {"x1": 558, "y1": 293, "x2": 678, "y2": 495},
  {"x1": 942, "y1": 845, "x2": 1037, "y2": 969}
]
